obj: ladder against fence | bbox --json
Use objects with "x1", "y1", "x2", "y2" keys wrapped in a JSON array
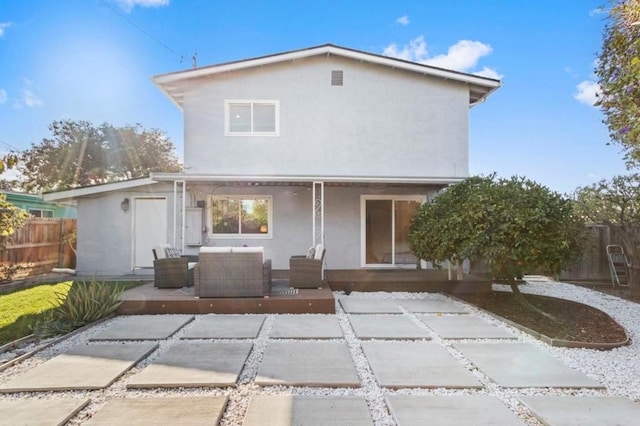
[{"x1": 606, "y1": 245, "x2": 630, "y2": 287}]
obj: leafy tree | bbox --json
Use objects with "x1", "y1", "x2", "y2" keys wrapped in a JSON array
[
  {"x1": 18, "y1": 120, "x2": 181, "y2": 192},
  {"x1": 574, "y1": 174, "x2": 640, "y2": 298},
  {"x1": 0, "y1": 193, "x2": 29, "y2": 249},
  {"x1": 410, "y1": 175, "x2": 589, "y2": 314},
  {"x1": 596, "y1": 0, "x2": 640, "y2": 166}
]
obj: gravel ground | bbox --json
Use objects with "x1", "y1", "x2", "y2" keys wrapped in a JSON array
[{"x1": 0, "y1": 278, "x2": 638, "y2": 425}]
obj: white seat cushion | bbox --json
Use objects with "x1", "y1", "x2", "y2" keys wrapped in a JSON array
[
  {"x1": 200, "y1": 246, "x2": 232, "y2": 254},
  {"x1": 154, "y1": 244, "x2": 171, "y2": 259}
]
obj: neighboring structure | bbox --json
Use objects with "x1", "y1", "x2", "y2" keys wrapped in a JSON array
[
  {"x1": 44, "y1": 44, "x2": 500, "y2": 276},
  {"x1": 3, "y1": 191, "x2": 77, "y2": 218}
]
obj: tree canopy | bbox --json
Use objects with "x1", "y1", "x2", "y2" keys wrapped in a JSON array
[
  {"x1": 409, "y1": 175, "x2": 588, "y2": 286},
  {"x1": 574, "y1": 174, "x2": 640, "y2": 297},
  {"x1": 596, "y1": 0, "x2": 640, "y2": 166},
  {"x1": 18, "y1": 120, "x2": 181, "y2": 192}
]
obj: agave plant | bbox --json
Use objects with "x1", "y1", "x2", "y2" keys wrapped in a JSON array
[{"x1": 34, "y1": 278, "x2": 124, "y2": 338}]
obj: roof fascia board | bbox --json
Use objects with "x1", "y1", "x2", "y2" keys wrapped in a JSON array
[
  {"x1": 150, "y1": 172, "x2": 464, "y2": 185},
  {"x1": 43, "y1": 177, "x2": 159, "y2": 202},
  {"x1": 153, "y1": 45, "x2": 500, "y2": 90}
]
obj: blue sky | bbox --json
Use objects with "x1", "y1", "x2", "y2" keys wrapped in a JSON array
[{"x1": 0, "y1": 0, "x2": 628, "y2": 194}]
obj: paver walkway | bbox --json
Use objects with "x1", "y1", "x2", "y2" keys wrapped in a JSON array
[{"x1": 1, "y1": 295, "x2": 639, "y2": 425}]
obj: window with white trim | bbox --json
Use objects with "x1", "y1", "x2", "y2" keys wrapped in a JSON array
[
  {"x1": 209, "y1": 195, "x2": 272, "y2": 238},
  {"x1": 29, "y1": 208, "x2": 54, "y2": 218},
  {"x1": 225, "y1": 100, "x2": 280, "y2": 136}
]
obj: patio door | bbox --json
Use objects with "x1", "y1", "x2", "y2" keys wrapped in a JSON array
[
  {"x1": 361, "y1": 196, "x2": 424, "y2": 267},
  {"x1": 133, "y1": 197, "x2": 168, "y2": 268}
]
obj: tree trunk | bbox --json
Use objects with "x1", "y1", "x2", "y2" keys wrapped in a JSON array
[{"x1": 509, "y1": 279, "x2": 558, "y2": 322}]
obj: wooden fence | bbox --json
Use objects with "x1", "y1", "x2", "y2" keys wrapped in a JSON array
[
  {"x1": 0, "y1": 218, "x2": 77, "y2": 280},
  {"x1": 559, "y1": 224, "x2": 625, "y2": 282}
]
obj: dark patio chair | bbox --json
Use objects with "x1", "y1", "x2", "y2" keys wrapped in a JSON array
[
  {"x1": 289, "y1": 244, "x2": 325, "y2": 288},
  {"x1": 152, "y1": 245, "x2": 194, "y2": 288}
]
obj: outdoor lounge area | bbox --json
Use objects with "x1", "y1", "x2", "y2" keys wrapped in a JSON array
[{"x1": 3, "y1": 282, "x2": 640, "y2": 425}]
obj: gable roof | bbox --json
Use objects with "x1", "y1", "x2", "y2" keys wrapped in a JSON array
[{"x1": 153, "y1": 43, "x2": 501, "y2": 109}]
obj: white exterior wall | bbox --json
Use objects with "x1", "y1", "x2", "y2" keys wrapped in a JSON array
[
  {"x1": 76, "y1": 183, "x2": 175, "y2": 275},
  {"x1": 183, "y1": 55, "x2": 469, "y2": 178}
]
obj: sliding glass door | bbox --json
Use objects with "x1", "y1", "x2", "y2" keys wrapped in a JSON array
[{"x1": 362, "y1": 196, "x2": 424, "y2": 267}]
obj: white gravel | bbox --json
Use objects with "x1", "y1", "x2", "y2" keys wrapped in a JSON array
[{"x1": 0, "y1": 279, "x2": 638, "y2": 425}]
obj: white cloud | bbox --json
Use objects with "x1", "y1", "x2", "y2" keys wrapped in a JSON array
[
  {"x1": 473, "y1": 66, "x2": 503, "y2": 80},
  {"x1": 13, "y1": 79, "x2": 43, "y2": 109},
  {"x1": 383, "y1": 35, "x2": 428, "y2": 61},
  {"x1": 0, "y1": 22, "x2": 11, "y2": 37},
  {"x1": 113, "y1": 0, "x2": 169, "y2": 12},
  {"x1": 589, "y1": 7, "x2": 607, "y2": 17},
  {"x1": 0, "y1": 89, "x2": 6, "y2": 104},
  {"x1": 574, "y1": 80, "x2": 600, "y2": 107},
  {"x1": 383, "y1": 36, "x2": 500, "y2": 78},
  {"x1": 396, "y1": 15, "x2": 410, "y2": 26}
]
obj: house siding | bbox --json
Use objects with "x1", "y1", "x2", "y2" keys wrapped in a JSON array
[{"x1": 183, "y1": 55, "x2": 469, "y2": 179}]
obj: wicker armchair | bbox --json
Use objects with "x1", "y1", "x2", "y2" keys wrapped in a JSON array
[
  {"x1": 194, "y1": 247, "x2": 271, "y2": 298},
  {"x1": 289, "y1": 244, "x2": 325, "y2": 288},
  {"x1": 152, "y1": 245, "x2": 195, "y2": 288}
]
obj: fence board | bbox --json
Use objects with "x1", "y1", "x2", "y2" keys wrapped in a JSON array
[
  {"x1": 0, "y1": 218, "x2": 77, "y2": 280},
  {"x1": 560, "y1": 224, "x2": 626, "y2": 282}
]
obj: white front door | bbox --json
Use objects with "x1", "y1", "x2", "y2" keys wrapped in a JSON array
[
  {"x1": 361, "y1": 195, "x2": 424, "y2": 267},
  {"x1": 133, "y1": 197, "x2": 168, "y2": 268}
]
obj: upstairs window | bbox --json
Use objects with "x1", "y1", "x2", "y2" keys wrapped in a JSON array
[
  {"x1": 209, "y1": 195, "x2": 272, "y2": 238},
  {"x1": 225, "y1": 100, "x2": 279, "y2": 136}
]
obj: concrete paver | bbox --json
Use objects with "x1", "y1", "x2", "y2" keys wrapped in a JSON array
[
  {"x1": 0, "y1": 343, "x2": 157, "y2": 392},
  {"x1": 127, "y1": 342, "x2": 252, "y2": 388},
  {"x1": 348, "y1": 315, "x2": 430, "y2": 340},
  {"x1": 84, "y1": 396, "x2": 228, "y2": 426},
  {"x1": 397, "y1": 299, "x2": 469, "y2": 314},
  {"x1": 271, "y1": 315, "x2": 343, "y2": 339},
  {"x1": 385, "y1": 395, "x2": 525, "y2": 426},
  {"x1": 181, "y1": 314, "x2": 265, "y2": 339},
  {"x1": 362, "y1": 341, "x2": 482, "y2": 388},
  {"x1": 339, "y1": 298, "x2": 403, "y2": 314},
  {"x1": 90, "y1": 315, "x2": 194, "y2": 341},
  {"x1": 419, "y1": 315, "x2": 517, "y2": 339},
  {"x1": 255, "y1": 341, "x2": 360, "y2": 387},
  {"x1": 243, "y1": 395, "x2": 373, "y2": 425},
  {"x1": 518, "y1": 395, "x2": 640, "y2": 426},
  {"x1": 454, "y1": 342, "x2": 604, "y2": 388},
  {"x1": 0, "y1": 399, "x2": 90, "y2": 426}
]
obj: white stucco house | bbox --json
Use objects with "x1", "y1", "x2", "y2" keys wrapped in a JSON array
[{"x1": 43, "y1": 44, "x2": 500, "y2": 277}]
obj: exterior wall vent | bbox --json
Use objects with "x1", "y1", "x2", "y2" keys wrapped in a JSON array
[{"x1": 331, "y1": 70, "x2": 344, "y2": 86}]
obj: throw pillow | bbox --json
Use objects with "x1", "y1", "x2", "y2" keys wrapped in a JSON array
[
  {"x1": 165, "y1": 247, "x2": 182, "y2": 258},
  {"x1": 306, "y1": 246, "x2": 315, "y2": 259}
]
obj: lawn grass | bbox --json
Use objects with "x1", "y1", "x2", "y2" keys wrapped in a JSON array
[
  {"x1": 0, "y1": 282, "x2": 71, "y2": 346},
  {"x1": 0, "y1": 280, "x2": 147, "y2": 347}
]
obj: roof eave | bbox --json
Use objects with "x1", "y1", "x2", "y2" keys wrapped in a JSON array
[
  {"x1": 42, "y1": 177, "x2": 159, "y2": 202},
  {"x1": 152, "y1": 44, "x2": 501, "y2": 108}
]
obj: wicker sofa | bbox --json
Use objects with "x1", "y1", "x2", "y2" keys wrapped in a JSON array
[{"x1": 194, "y1": 246, "x2": 271, "y2": 298}]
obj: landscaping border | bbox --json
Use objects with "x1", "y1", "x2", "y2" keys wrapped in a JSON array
[{"x1": 447, "y1": 293, "x2": 630, "y2": 350}]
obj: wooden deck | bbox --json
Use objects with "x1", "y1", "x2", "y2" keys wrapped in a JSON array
[
  {"x1": 325, "y1": 269, "x2": 492, "y2": 294},
  {"x1": 116, "y1": 269, "x2": 491, "y2": 315},
  {"x1": 117, "y1": 282, "x2": 335, "y2": 315}
]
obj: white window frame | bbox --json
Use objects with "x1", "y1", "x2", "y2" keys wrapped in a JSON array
[
  {"x1": 224, "y1": 100, "x2": 280, "y2": 136},
  {"x1": 208, "y1": 195, "x2": 273, "y2": 239},
  {"x1": 29, "y1": 208, "x2": 54, "y2": 218}
]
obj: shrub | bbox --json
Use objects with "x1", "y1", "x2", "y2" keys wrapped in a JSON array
[
  {"x1": 0, "y1": 262, "x2": 33, "y2": 282},
  {"x1": 34, "y1": 278, "x2": 124, "y2": 338}
]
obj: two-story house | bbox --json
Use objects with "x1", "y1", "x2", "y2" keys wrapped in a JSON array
[{"x1": 43, "y1": 44, "x2": 500, "y2": 277}]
